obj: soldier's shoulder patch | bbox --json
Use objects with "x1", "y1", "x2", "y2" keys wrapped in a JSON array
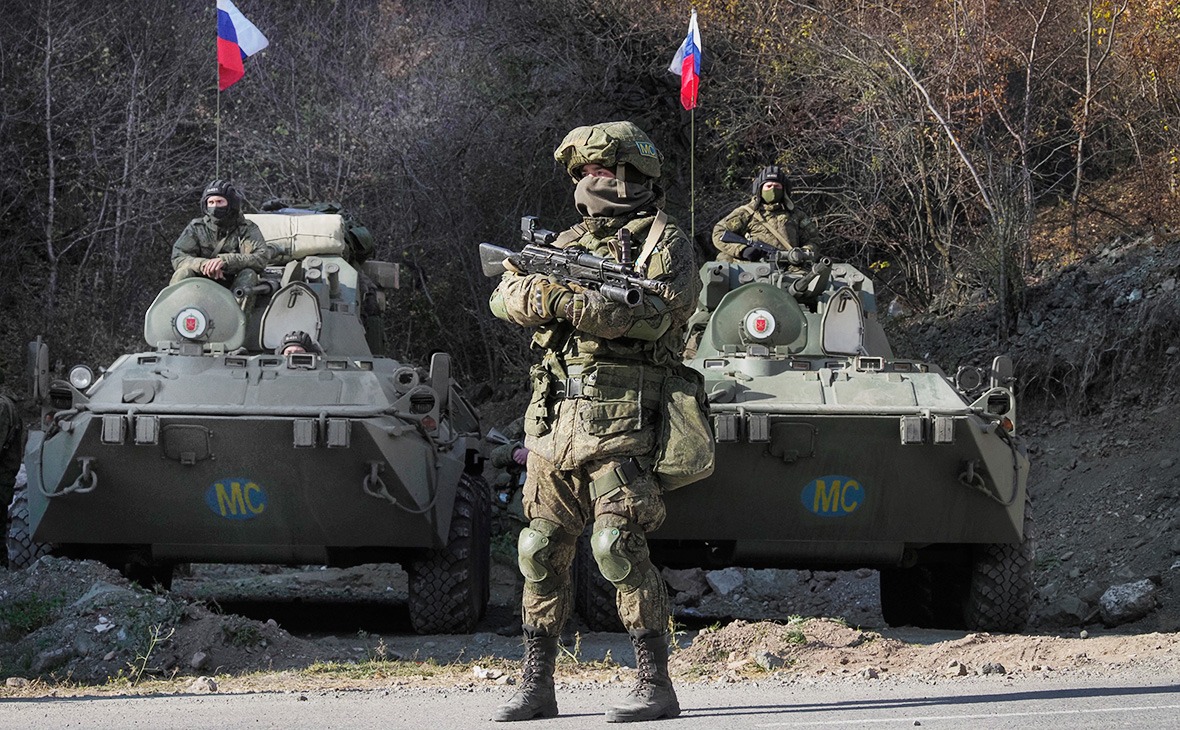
[{"x1": 635, "y1": 140, "x2": 658, "y2": 158}]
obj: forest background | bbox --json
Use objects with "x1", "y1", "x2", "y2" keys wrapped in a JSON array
[{"x1": 1, "y1": 0, "x2": 1178, "y2": 409}]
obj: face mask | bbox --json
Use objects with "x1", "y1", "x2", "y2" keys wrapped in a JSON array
[
  {"x1": 761, "y1": 187, "x2": 784, "y2": 205},
  {"x1": 207, "y1": 206, "x2": 231, "y2": 220},
  {"x1": 574, "y1": 176, "x2": 655, "y2": 218}
]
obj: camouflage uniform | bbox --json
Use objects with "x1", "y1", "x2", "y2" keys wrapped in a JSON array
[
  {"x1": 170, "y1": 180, "x2": 270, "y2": 295},
  {"x1": 491, "y1": 121, "x2": 697, "y2": 723},
  {"x1": 489, "y1": 418, "x2": 528, "y2": 532},
  {"x1": 712, "y1": 166, "x2": 819, "y2": 263},
  {"x1": 0, "y1": 387, "x2": 25, "y2": 563}
]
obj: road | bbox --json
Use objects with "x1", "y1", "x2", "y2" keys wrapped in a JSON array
[{"x1": 3, "y1": 677, "x2": 1179, "y2": 729}]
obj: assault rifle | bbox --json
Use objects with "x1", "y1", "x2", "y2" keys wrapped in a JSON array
[
  {"x1": 479, "y1": 216, "x2": 666, "y2": 308},
  {"x1": 718, "y1": 231, "x2": 832, "y2": 300},
  {"x1": 719, "y1": 230, "x2": 820, "y2": 266}
]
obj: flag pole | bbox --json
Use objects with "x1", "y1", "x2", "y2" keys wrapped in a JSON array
[
  {"x1": 215, "y1": 0, "x2": 221, "y2": 178},
  {"x1": 690, "y1": 108, "x2": 695, "y2": 244}
]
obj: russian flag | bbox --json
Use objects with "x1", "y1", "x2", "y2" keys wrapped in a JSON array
[
  {"x1": 217, "y1": 0, "x2": 269, "y2": 91},
  {"x1": 668, "y1": 10, "x2": 702, "y2": 110}
]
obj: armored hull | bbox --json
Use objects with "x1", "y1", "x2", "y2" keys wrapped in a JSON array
[
  {"x1": 657, "y1": 258, "x2": 1032, "y2": 632},
  {"x1": 15, "y1": 211, "x2": 489, "y2": 633}
]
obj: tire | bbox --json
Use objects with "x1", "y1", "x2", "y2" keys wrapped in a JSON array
[
  {"x1": 573, "y1": 529, "x2": 624, "y2": 632},
  {"x1": 407, "y1": 473, "x2": 491, "y2": 634},
  {"x1": 964, "y1": 495, "x2": 1035, "y2": 633},
  {"x1": 6, "y1": 466, "x2": 52, "y2": 569}
]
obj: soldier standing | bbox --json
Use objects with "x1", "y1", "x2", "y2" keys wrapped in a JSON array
[
  {"x1": 0, "y1": 375, "x2": 25, "y2": 566},
  {"x1": 489, "y1": 121, "x2": 700, "y2": 723},
  {"x1": 171, "y1": 180, "x2": 271, "y2": 308},
  {"x1": 711, "y1": 165, "x2": 819, "y2": 262}
]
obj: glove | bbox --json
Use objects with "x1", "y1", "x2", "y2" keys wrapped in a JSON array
[
  {"x1": 739, "y1": 245, "x2": 767, "y2": 262},
  {"x1": 531, "y1": 278, "x2": 575, "y2": 320},
  {"x1": 785, "y1": 248, "x2": 809, "y2": 265}
]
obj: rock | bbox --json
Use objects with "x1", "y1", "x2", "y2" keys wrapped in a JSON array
[
  {"x1": 860, "y1": 667, "x2": 880, "y2": 679},
  {"x1": 103, "y1": 651, "x2": 116, "y2": 661},
  {"x1": 71, "y1": 582, "x2": 135, "y2": 610},
  {"x1": 5, "y1": 677, "x2": 30, "y2": 688},
  {"x1": 1099, "y1": 579, "x2": 1159, "y2": 626},
  {"x1": 706, "y1": 567, "x2": 746, "y2": 596},
  {"x1": 980, "y1": 662, "x2": 1006, "y2": 675},
  {"x1": 190, "y1": 652, "x2": 209, "y2": 670},
  {"x1": 32, "y1": 646, "x2": 77, "y2": 674},
  {"x1": 745, "y1": 570, "x2": 804, "y2": 601},
  {"x1": 1041, "y1": 596, "x2": 1091, "y2": 625},
  {"x1": 187, "y1": 676, "x2": 218, "y2": 694},
  {"x1": 945, "y1": 660, "x2": 968, "y2": 677},
  {"x1": 472, "y1": 665, "x2": 503, "y2": 680},
  {"x1": 1161, "y1": 458, "x2": 1176, "y2": 469},
  {"x1": 471, "y1": 633, "x2": 495, "y2": 646},
  {"x1": 662, "y1": 567, "x2": 708, "y2": 597},
  {"x1": 1080, "y1": 630, "x2": 1089, "y2": 639},
  {"x1": 753, "y1": 651, "x2": 784, "y2": 671},
  {"x1": 1167, "y1": 346, "x2": 1179, "y2": 357}
]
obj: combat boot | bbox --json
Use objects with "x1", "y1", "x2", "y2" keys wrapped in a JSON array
[
  {"x1": 605, "y1": 630, "x2": 680, "y2": 723},
  {"x1": 492, "y1": 626, "x2": 560, "y2": 722}
]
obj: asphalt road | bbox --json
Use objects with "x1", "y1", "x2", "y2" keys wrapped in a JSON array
[{"x1": 3, "y1": 677, "x2": 1179, "y2": 729}]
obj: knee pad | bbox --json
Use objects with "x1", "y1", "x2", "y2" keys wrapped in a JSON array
[
  {"x1": 590, "y1": 519, "x2": 651, "y2": 592},
  {"x1": 517, "y1": 518, "x2": 569, "y2": 595}
]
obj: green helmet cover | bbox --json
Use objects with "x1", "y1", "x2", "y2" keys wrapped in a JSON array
[{"x1": 554, "y1": 121, "x2": 663, "y2": 181}]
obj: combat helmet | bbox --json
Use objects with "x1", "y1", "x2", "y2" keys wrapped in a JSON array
[
  {"x1": 554, "y1": 121, "x2": 663, "y2": 182},
  {"x1": 751, "y1": 165, "x2": 789, "y2": 196},
  {"x1": 201, "y1": 179, "x2": 243, "y2": 218}
]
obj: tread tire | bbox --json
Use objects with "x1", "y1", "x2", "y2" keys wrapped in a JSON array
[
  {"x1": 408, "y1": 473, "x2": 491, "y2": 634},
  {"x1": 964, "y1": 495, "x2": 1035, "y2": 633},
  {"x1": 6, "y1": 466, "x2": 52, "y2": 569}
]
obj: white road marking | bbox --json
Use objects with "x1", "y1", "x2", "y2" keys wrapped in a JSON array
[{"x1": 755, "y1": 702, "x2": 1180, "y2": 726}]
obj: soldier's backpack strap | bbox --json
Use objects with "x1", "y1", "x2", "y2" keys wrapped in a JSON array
[
  {"x1": 634, "y1": 210, "x2": 668, "y2": 273},
  {"x1": 553, "y1": 223, "x2": 587, "y2": 247}
]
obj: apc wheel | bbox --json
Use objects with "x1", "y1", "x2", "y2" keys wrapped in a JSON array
[
  {"x1": 964, "y1": 495, "x2": 1035, "y2": 633},
  {"x1": 408, "y1": 473, "x2": 491, "y2": 634},
  {"x1": 573, "y1": 530, "x2": 623, "y2": 632},
  {"x1": 6, "y1": 467, "x2": 52, "y2": 569}
]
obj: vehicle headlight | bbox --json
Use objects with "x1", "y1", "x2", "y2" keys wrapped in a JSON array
[{"x1": 69, "y1": 365, "x2": 95, "y2": 390}]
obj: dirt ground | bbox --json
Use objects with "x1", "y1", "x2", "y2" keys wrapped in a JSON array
[{"x1": 2, "y1": 228, "x2": 1180, "y2": 695}]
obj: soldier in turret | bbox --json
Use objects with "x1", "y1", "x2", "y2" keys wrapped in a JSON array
[
  {"x1": 489, "y1": 121, "x2": 701, "y2": 723},
  {"x1": 171, "y1": 180, "x2": 272, "y2": 309},
  {"x1": 711, "y1": 165, "x2": 819, "y2": 263}
]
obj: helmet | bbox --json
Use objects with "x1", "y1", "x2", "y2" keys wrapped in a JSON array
[
  {"x1": 200, "y1": 179, "x2": 243, "y2": 216},
  {"x1": 751, "y1": 165, "x2": 789, "y2": 196},
  {"x1": 554, "y1": 121, "x2": 663, "y2": 181},
  {"x1": 279, "y1": 330, "x2": 317, "y2": 354}
]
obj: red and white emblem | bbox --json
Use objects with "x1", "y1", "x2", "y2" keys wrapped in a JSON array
[
  {"x1": 175, "y1": 307, "x2": 209, "y2": 340},
  {"x1": 743, "y1": 308, "x2": 776, "y2": 340}
]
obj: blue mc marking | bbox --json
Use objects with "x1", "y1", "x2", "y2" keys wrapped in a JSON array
[
  {"x1": 801, "y1": 476, "x2": 864, "y2": 518},
  {"x1": 205, "y1": 478, "x2": 268, "y2": 520}
]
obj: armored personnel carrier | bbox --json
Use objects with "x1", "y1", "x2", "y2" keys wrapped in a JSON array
[
  {"x1": 578, "y1": 246, "x2": 1032, "y2": 633},
  {"x1": 11, "y1": 210, "x2": 490, "y2": 634}
]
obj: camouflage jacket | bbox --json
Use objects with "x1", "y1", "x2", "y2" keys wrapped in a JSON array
[
  {"x1": 712, "y1": 196, "x2": 819, "y2": 262},
  {"x1": 490, "y1": 210, "x2": 700, "y2": 466},
  {"x1": 0, "y1": 393, "x2": 24, "y2": 501},
  {"x1": 171, "y1": 215, "x2": 270, "y2": 276}
]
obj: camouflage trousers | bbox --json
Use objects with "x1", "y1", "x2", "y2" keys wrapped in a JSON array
[
  {"x1": 170, "y1": 266, "x2": 258, "y2": 288},
  {"x1": 518, "y1": 449, "x2": 670, "y2": 637}
]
